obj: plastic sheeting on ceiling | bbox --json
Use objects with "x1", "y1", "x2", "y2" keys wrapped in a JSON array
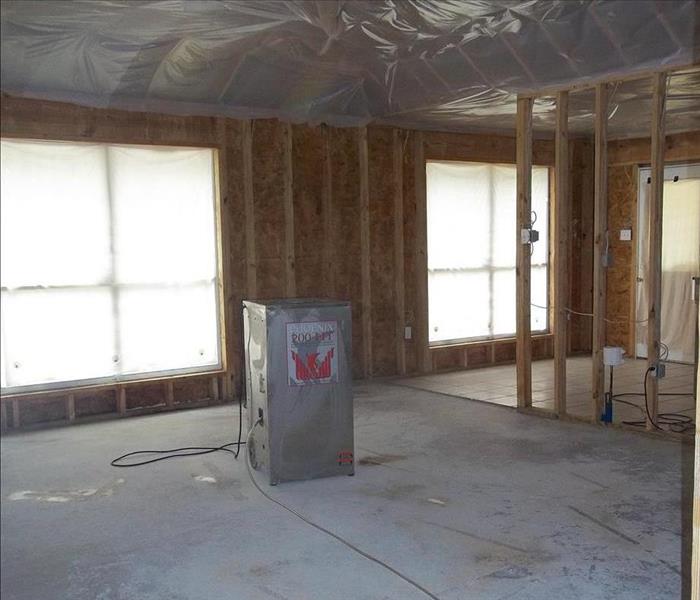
[{"x1": 1, "y1": 0, "x2": 699, "y2": 137}]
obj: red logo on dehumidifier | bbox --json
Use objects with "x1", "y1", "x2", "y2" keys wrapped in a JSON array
[{"x1": 291, "y1": 348, "x2": 334, "y2": 381}]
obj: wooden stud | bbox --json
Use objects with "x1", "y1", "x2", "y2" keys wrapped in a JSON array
[
  {"x1": 12, "y1": 399, "x2": 20, "y2": 428},
  {"x1": 66, "y1": 394, "x2": 76, "y2": 422},
  {"x1": 210, "y1": 376, "x2": 220, "y2": 402},
  {"x1": 414, "y1": 131, "x2": 432, "y2": 373},
  {"x1": 215, "y1": 119, "x2": 234, "y2": 402},
  {"x1": 554, "y1": 91, "x2": 569, "y2": 416},
  {"x1": 516, "y1": 96, "x2": 533, "y2": 409},
  {"x1": 283, "y1": 122, "x2": 296, "y2": 297},
  {"x1": 117, "y1": 387, "x2": 127, "y2": 415},
  {"x1": 322, "y1": 125, "x2": 336, "y2": 298},
  {"x1": 393, "y1": 130, "x2": 407, "y2": 375},
  {"x1": 358, "y1": 127, "x2": 372, "y2": 377},
  {"x1": 165, "y1": 381, "x2": 175, "y2": 408},
  {"x1": 243, "y1": 119, "x2": 257, "y2": 298},
  {"x1": 646, "y1": 72, "x2": 667, "y2": 429},
  {"x1": 592, "y1": 83, "x2": 609, "y2": 422}
]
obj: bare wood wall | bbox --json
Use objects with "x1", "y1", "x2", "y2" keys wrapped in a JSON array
[
  {"x1": 605, "y1": 131, "x2": 700, "y2": 352},
  {"x1": 568, "y1": 138, "x2": 595, "y2": 354},
  {"x1": 2, "y1": 94, "x2": 587, "y2": 428}
]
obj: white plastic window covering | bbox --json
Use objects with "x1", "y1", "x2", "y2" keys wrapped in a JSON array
[
  {"x1": 427, "y1": 161, "x2": 549, "y2": 345},
  {"x1": 0, "y1": 139, "x2": 220, "y2": 391},
  {"x1": 636, "y1": 164, "x2": 700, "y2": 364}
]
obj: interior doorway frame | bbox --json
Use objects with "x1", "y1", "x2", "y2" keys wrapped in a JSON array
[{"x1": 635, "y1": 162, "x2": 700, "y2": 361}]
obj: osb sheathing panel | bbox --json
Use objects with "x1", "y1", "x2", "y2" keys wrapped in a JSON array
[
  {"x1": 125, "y1": 382, "x2": 164, "y2": 410},
  {"x1": 19, "y1": 397, "x2": 67, "y2": 425},
  {"x1": 291, "y1": 124, "x2": 325, "y2": 298},
  {"x1": 252, "y1": 119, "x2": 286, "y2": 299},
  {"x1": 433, "y1": 346, "x2": 464, "y2": 371},
  {"x1": 173, "y1": 377, "x2": 211, "y2": 404},
  {"x1": 1, "y1": 93, "x2": 603, "y2": 428},
  {"x1": 532, "y1": 336, "x2": 549, "y2": 360},
  {"x1": 368, "y1": 127, "x2": 397, "y2": 376},
  {"x1": 495, "y1": 341, "x2": 517, "y2": 363},
  {"x1": 467, "y1": 345, "x2": 491, "y2": 367},
  {"x1": 330, "y1": 127, "x2": 364, "y2": 379},
  {"x1": 568, "y1": 138, "x2": 595, "y2": 353},
  {"x1": 1, "y1": 94, "x2": 219, "y2": 146},
  {"x1": 222, "y1": 119, "x2": 247, "y2": 389},
  {"x1": 606, "y1": 164, "x2": 637, "y2": 351},
  {"x1": 75, "y1": 389, "x2": 117, "y2": 417},
  {"x1": 424, "y1": 131, "x2": 555, "y2": 166}
]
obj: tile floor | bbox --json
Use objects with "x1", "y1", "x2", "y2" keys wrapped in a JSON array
[{"x1": 400, "y1": 356, "x2": 696, "y2": 434}]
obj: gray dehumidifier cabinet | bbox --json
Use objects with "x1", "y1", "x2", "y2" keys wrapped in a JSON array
[{"x1": 242, "y1": 299, "x2": 354, "y2": 485}]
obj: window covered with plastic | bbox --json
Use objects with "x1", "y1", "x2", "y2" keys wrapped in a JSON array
[
  {"x1": 0, "y1": 140, "x2": 221, "y2": 391},
  {"x1": 427, "y1": 161, "x2": 549, "y2": 344}
]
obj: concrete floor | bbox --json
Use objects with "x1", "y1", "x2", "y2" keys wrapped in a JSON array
[
  {"x1": 402, "y1": 356, "x2": 696, "y2": 429},
  {"x1": 1, "y1": 382, "x2": 693, "y2": 599}
]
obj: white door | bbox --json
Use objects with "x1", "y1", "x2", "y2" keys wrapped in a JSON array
[{"x1": 636, "y1": 164, "x2": 700, "y2": 364}]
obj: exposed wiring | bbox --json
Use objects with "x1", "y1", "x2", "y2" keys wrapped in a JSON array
[
  {"x1": 530, "y1": 302, "x2": 649, "y2": 325},
  {"x1": 611, "y1": 366, "x2": 695, "y2": 434},
  {"x1": 243, "y1": 420, "x2": 441, "y2": 600}
]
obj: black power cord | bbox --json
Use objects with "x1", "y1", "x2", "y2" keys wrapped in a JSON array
[
  {"x1": 111, "y1": 307, "x2": 251, "y2": 468},
  {"x1": 111, "y1": 440, "x2": 245, "y2": 467},
  {"x1": 612, "y1": 366, "x2": 695, "y2": 434},
  {"x1": 110, "y1": 395, "x2": 246, "y2": 467}
]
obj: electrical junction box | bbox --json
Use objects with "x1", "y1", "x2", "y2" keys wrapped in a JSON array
[{"x1": 242, "y1": 299, "x2": 354, "y2": 485}]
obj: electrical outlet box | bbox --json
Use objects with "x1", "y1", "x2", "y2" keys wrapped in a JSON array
[
  {"x1": 520, "y1": 228, "x2": 539, "y2": 244},
  {"x1": 652, "y1": 362, "x2": 666, "y2": 378},
  {"x1": 602, "y1": 251, "x2": 613, "y2": 268},
  {"x1": 619, "y1": 228, "x2": 632, "y2": 241},
  {"x1": 404, "y1": 326, "x2": 412, "y2": 340}
]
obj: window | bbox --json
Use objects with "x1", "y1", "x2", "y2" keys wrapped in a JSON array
[
  {"x1": 427, "y1": 161, "x2": 549, "y2": 344},
  {"x1": 1, "y1": 139, "x2": 221, "y2": 392}
]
